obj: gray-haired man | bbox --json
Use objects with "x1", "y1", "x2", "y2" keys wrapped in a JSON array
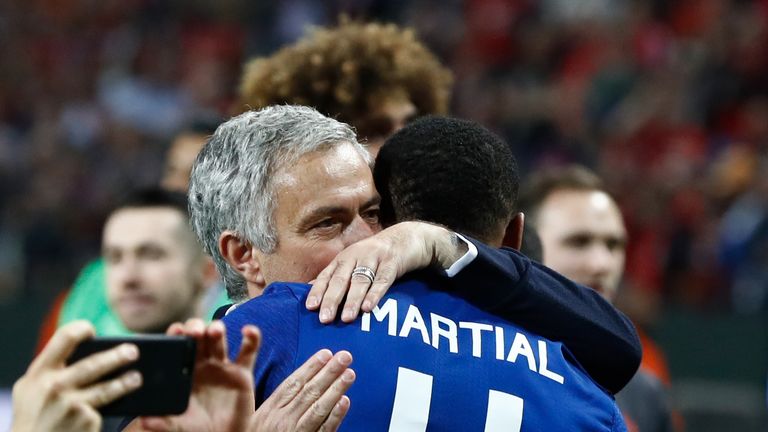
[
  {"x1": 188, "y1": 105, "x2": 640, "y2": 394},
  {"x1": 189, "y1": 105, "x2": 381, "y2": 302}
]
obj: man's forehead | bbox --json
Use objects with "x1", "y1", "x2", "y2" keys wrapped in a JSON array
[
  {"x1": 275, "y1": 141, "x2": 368, "y2": 173},
  {"x1": 539, "y1": 189, "x2": 626, "y2": 231},
  {"x1": 272, "y1": 144, "x2": 378, "y2": 217},
  {"x1": 109, "y1": 206, "x2": 186, "y2": 222},
  {"x1": 104, "y1": 208, "x2": 187, "y2": 242},
  {"x1": 277, "y1": 177, "x2": 378, "y2": 222}
]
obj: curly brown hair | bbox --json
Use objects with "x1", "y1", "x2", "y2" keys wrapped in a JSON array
[{"x1": 238, "y1": 20, "x2": 453, "y2": 138}]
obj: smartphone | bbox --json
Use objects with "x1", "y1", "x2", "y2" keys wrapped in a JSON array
[{"x1": 66, "y1": 335, "x2": 196, "y2": 416}]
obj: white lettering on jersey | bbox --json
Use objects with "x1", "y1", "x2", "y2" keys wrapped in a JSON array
[
  {"x1": 494, "y1": 326, "x2": 505, "y2": 361},
  {"x1": 430, "y1": 313, "x2": 458, "y2": 353},
  {"x1": 399, "y1": 304, "x2": 430, "y2": 344},
  {"x1": 361, "y1": 298, "x2": 398, "y2": 336},
  {"x1": 459, "y1": 322, "x2": 494, "y2": 358},
  {"x1": 360, "y1": 298, "x2": 564, "y2": 384},
  {"x1": 507, "y1": 332, "x2": 537, "y2": 372},
  {"x1": 538, "y1": 340, "x2": 565, "y2": 384}
]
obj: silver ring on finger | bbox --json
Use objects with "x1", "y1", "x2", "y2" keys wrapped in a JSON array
[{"x1": 351, "y1": 266, "x2": 376, "y2": 284}]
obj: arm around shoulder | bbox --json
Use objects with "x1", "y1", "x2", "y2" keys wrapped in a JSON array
[{"x1": 445, "y1": 236, "x2": 641, "y2": 394}]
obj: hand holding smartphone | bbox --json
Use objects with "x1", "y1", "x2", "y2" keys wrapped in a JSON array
[{"x1": 67, "y1": 335, "x2": 196, "y2": 416}]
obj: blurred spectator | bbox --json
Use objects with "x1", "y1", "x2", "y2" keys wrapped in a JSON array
[
  {"x1": 0, "y1": 1, "x2": 245, "y2": 309},
  {"x1": 719, "y1": 153, "x2": 768, "y2": 313},
  {"x1": 160, "y1": 118, "x2": 221, "y2": 193},
  {"x1": 3, "y1": 6, "x2": 768, "y2": 428},
  {"x1": 35, "y1": 119, "x2": 223, "y2": 349},
  {"x1": 102, "y1": 188, "x2": 208, "y2": 333},
  {"x1": 520, "y1": 165, "x2": 675, "y2": 432},
  {"x1": 237, "y1": 18, "x2": 453, "y2": 155},
  {"x1": 4, "y1": 0, "x2": 767, "y2": 317}
]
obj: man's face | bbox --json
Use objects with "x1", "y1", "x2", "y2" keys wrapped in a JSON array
[
  {"x1": 535, "y1": 189, "x2": 627, "y2": 303},
  {"x1": 251, "y1": 142, "x2": 381, "y2": 293},
  {"x1": 161, "y1": 133, "x2": 208, "y2": 192},
  {"x1": 359, "y1": 95, "x2": 417, "y2": 157},
  {"x1": 104, "y1": 207, "x2": 203, "y2": 333}
]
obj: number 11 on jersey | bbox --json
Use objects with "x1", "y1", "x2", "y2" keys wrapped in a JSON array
[{"x1": 388, "y1": 367, "x2": 524, "y2": 432}]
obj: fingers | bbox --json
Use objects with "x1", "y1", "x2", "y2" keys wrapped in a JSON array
[
  {"x1": 79, "y1": 369, "x2": 142, "y2": 408},
  {"x1": 318, "y1": 395, "x2": 351, "y2": 432},
  {"x1": 268, "y1": 349, "x2": 334, "y2": 407},
  {"x1": 360, "y1": 262, "x2": 399, "y2": 312},
  {"x1": 318, "y1": 255, "x2": 380, "y2": 324},
  {"x1": 60, "y1": 343, "x2": 139, "y2": 388},
  {"x1": 181, "y1": 318, "x2": 208, "y2": 361},
  {"x1": 165, "y1": 322, "x2": 185, "y2": 336},
  {"x1": 307, "y1": 261, "x2": 338, "y2": 310},
  {"x1": 339, "y1": 262, "x2": 378, "y2": 323},
  {"x1": 309, "y1": 231, "x2": 404, "y2": 324},
  {"x1": 205, "y1": 320, "x2": 228, "y2": 361},
  {"x1": 182, "y1": 318, "x2": 206, "y2": 338},
  {"x1": 291, "y1": 351, "x2": 353, "y2": 414},
  {"x1": 235, "y1": 325, "x2": 261, "y2": 369},
  {"x1": 31, "y1": 320, "x2": 95, "y2": 372},
  {"x1": 317, "y1": 260, "x2": 355, "y2": 323},
  {"x1": 296, "y1": 368, "x2": 355, "y2": 432}
]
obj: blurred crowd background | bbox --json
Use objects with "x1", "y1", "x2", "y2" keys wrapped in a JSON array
[{"x1": 0, "y1": 0, "x2": 766, "y2": 430}]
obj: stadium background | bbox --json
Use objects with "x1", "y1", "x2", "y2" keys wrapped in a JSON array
[{"x1": 0, "y1": 1, "x2": 766, "y2": 430}]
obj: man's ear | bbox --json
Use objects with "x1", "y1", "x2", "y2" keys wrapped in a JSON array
[
  {"x1": 218, "y1": 231, "x2": 266, "y2": 290},
  {"x1": 502, "y1": 212, "x2": 525, "y2": 250}
]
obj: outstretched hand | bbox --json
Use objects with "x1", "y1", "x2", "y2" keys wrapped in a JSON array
[
  {"x1": 137, "y1": 319, "x2": 355, "y2": 432},
  {"x1": 251, "y1": 350, "x2": 355, "y2": 432},
  {"x1": 139, "y1": 318, "x2": 260, "y2": 432},
  {"x1": 306, "y1": 221, "x2": 467, "y2": 323},
  {"x1": 11, "y1": 320, "x2": 142, "y2": 432}
]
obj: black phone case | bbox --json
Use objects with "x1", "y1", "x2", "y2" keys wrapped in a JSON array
[{"x1": 67, "y1": 335, "x2": 196, "y2": 416}]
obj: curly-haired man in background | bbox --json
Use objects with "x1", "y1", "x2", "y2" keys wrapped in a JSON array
[{"x1": 238, "y1": 19, "x2": 453, "y2": 155}]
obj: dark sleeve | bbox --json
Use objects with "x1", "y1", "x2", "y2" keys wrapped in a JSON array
[{"x1": 446, "y1": 236, "x2": 641, "y2": 394}]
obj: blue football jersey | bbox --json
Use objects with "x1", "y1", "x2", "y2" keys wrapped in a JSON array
[{"x1": 223, "y1": 273, "x2": 627, "y2": 431}]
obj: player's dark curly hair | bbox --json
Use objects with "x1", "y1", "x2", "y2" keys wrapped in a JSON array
[
  {"x1": 238, "y1": 20, "x2": 453, "y2": 139},
  {"x1": 374, "y1": 116, "x2": 519, "y2": 243}
]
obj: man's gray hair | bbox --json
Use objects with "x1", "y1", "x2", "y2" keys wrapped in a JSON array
[{"x1": 188, "y1": 105, "x2": 371, "y2": 301}]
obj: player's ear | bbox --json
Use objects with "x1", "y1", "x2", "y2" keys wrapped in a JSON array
[
  {"x1": 219, "y1": 231, "x2": 267, "y2": 291},
  {"x1": 502, "y1": 212, "x2": 524, "y2": 250}
]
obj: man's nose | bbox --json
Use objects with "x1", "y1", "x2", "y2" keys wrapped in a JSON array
[
  {"x1": 113, "y1": 258, "x2": 141, "y2": 289},
  {"x1": 343, "y1": 216, "x2": 377, "y2": 246},
  {"x1": 587, "y1": 244, "x2": 614, "y2": 274}
]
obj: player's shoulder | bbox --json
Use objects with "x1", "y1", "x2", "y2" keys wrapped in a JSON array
[
  {"x1": 222, "y1": 282, "x2": 308, "y2": 325},
  {"x1": 391, "y1": 269, "x2": 448, "y2": 293},
  {"x1": 268, "y1": 281, "x2": 312, "y2": 300},
  {"x1": 243, "y1": 282, "x2": 309, "y2": 306}
]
